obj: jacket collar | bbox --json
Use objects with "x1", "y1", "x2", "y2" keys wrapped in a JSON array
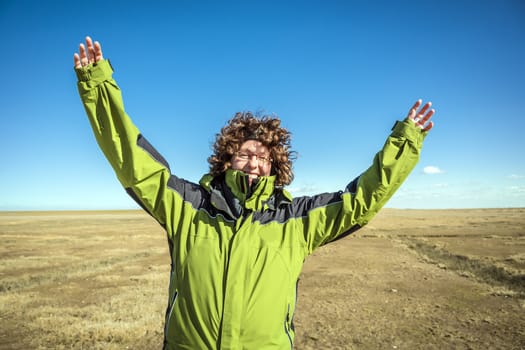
[{"x1": 199, "y1": 169, "x2": 292, "y2": 217}]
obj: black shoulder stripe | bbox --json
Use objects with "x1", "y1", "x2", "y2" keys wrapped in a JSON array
[
  {"x1": 167, "y1": 175, "x2": 208, "y2": 210},
  {"x1": 291, "y1": 191, "x2": 344, "y2": 217},
  {"x1": 136, "y1": 134, "x2": 171, "y2": 171},
  {"x1": 134, "y1": 133, "x2": 213, "y2": 218},
  {"x1": 253, "y1": 177, "x2": 361, "y2": 226},
  {"x1": 166, "y1": 176, "x2": 235, "y2": 222},
  {"x1": 345, "y1": 175, "x2": 360, "y2": 194},
  {"x1": 135, "y1": 133, "x2": 208, "y2": 210},
  {"x1": 253, "y1": 191, "x2": 343, "y2": 225}
]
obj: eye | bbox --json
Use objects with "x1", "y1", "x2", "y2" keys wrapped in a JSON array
[{"x1": 236, "y1": 153, "x2": 250, "y2": 160}]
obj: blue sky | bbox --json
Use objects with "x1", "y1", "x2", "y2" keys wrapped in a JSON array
[{"x1": 1, "y1": 0, "x2": 524, "y2": 210}]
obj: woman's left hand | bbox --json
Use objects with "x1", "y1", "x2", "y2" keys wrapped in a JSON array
[{"x1": 407, "y1": 99, "x2": 435, "y2": 132}]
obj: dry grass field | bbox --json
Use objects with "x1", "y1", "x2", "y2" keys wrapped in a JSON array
[{"x1": 0, "y1": 208, "x2": 524, "y2": 349}]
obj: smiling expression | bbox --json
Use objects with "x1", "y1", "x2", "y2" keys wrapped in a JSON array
[{"x1": 231, "y1": 140, "x2": 272, "y2": 186}]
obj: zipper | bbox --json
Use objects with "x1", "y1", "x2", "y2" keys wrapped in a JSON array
[
  {"x1": 284, "y1": 304, "x2": 293, "y2": 349},
  {"x1": 164, "y1": 290, "x2": 178, "y2": 340}
]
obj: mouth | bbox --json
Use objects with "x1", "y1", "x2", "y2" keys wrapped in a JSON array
[
  {"x1": 246, "y1": 173, "x2": 259, "y2": 181},
  {"x1": 245, "y1": 173, "x2": 259, "y2": 186}
]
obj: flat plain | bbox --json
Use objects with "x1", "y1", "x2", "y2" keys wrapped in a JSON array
[{"x1": 0, "y1": 208, "x2": 524, "y2": 349}]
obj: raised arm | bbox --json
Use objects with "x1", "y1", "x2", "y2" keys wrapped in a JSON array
[
  {"x1": 301, "y1": 100, "x2": 436, "y2": 252},
  {"x1": 73, "y1": 37, "x2": 179, "y2": 232}
]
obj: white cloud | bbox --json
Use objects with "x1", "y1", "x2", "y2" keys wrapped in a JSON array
[
  {"x1": 423, "y1": 166, "x2": 444, "y2": 175},
  {"x1": 508, "y1": 174, "x2": 525, "y2": 179},
  {"x1": 507, "y1": 186, "x2": 525, "y2": 196}
]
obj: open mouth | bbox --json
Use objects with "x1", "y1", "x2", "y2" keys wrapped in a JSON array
[{"x1": 245, "y1": 173, "x2": 259, "y2": 186}]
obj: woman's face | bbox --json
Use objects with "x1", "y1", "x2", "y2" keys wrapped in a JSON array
[{"x1": 231, "y1": 140, "x2": 272, "y2": 185}]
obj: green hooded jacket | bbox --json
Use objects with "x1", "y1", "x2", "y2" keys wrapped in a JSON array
[{"x1": 76, "y1": 59, "x2": 427, "y2": 350}]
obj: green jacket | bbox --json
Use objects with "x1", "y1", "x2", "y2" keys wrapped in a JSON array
[{"x1": 76, "y1": 59, "x2": 427, "y2": 350}]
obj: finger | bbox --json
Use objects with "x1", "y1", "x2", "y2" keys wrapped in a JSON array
[
  {"x1": 411, "y1": 99, "x2": 422, "y2": 111},
  {"x1": 417, "y1": 101, "x2": 432, "y2": 117},
  {"x1": 420, "y1": 108, "x2": 435, "y2": 124},
  {"x1": 410, "y1": 99, "x2": 422, "y2": 114},
  {"x1": 74, "y1": 53, "x2": 82, "y2": 68},
  {"x1": 86, "y1": 36, "x2": 95, "y2": 63},
  {"x1": 407, "y1": 99, "x2": 422, "y2": 120},
  {"x1": 94, "y1": 41, "x2": 104, "y2": 61},
  {"x1": 79, "y1": 43, "x2": 88, "y2": 66},
  {"x1": 422, "y1": 121, "x2": 434, "y2": 132},
  {"x1": 407, "y1": 108, "x2": 416, "y2": 120}
]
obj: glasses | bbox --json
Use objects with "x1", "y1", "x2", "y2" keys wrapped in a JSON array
[{"x1": 234, "y1": 152, "x2": 272, "y2": 165}]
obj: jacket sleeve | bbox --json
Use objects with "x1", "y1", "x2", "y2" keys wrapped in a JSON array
[
  {"x1": 301, "y1": 119, "x2": 427, "y2": 253},
  {"x1": 75, "y1": 59, "x2": 179, "y2": 234}
]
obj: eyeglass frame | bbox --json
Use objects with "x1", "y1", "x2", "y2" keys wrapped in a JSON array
[{"x1": 233, "y1": 152, "x2": 273, "y2": 166}]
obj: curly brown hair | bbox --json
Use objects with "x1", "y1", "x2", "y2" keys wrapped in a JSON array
[{"x1": 208, "y1": 112, "x2": 296, "y2": 186}]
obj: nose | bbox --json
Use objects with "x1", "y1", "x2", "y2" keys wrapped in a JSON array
[{"x1": 246, "y1": 155, "x2": 259, "y2": 168}]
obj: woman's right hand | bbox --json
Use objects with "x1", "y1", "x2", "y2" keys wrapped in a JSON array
[{"x1": 74, "y1": 36, "x2": 104, "y2": 69}]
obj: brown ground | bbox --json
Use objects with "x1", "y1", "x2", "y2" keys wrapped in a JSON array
[{"x1": 0, "y1": 208, "x2": 524, "y2": 349}]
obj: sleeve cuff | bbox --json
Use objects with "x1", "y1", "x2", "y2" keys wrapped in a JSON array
[
  {"x1": 391, "y1": 118, "x2": 427, "y2": 143},
  {"x1": 75, "y1": 59, "x2": 114, "y2": 83}
]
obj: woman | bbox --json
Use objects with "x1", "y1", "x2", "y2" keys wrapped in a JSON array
[{"x1": 74, "y1": 36, "x2": 435, "y2": 350}]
